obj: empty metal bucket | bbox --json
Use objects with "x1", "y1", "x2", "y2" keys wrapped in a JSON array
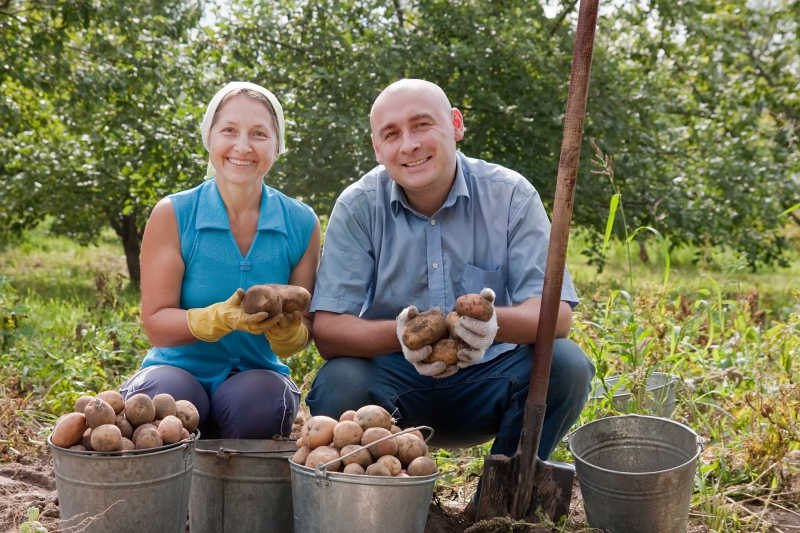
[
  {"x1": 590, "y1": 372, "x2": 679, "y2": 417},
  {"x1": 189, "y1": 439, "x2": 297, "y2": 533},
  {"x1": 290, "y1": 459, "x2": 438, "y2": 533},
  {"x1": 568, "y1": 414, "x2": 702, "y2": 533},
  {"x1": 49, "y1": 436, "x2": 194, "y2": 533}
]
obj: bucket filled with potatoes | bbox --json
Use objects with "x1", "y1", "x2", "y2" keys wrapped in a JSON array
[
  {"x1": 290, "y1": 404, "x2": 439, "y2": 533},
  {"x1": 48, "y1": 390, "x2": 199, "y2": 533}
]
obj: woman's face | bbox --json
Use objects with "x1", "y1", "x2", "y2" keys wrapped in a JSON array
[{"x1": 208, "y1": 93, "x2": 278, "y2": 185}]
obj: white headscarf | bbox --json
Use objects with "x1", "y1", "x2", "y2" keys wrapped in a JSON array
[{"x1": 200, "y1": 81, "x2": 287, "y2": 177}]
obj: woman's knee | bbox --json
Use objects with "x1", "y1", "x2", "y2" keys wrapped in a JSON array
[
  {"x1": 120, "y1": 365, "x2": 210, "y2": 422},
  {"x1": 211, "y1": 370, "x2": 299, "y2": 438},
  {"x1": 306, "y1": 357, "x2": 373, "y2": 418}
]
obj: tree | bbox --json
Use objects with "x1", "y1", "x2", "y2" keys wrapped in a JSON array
[{"x1": 1, "y1": 0, "x2": 209, "y2": 283}]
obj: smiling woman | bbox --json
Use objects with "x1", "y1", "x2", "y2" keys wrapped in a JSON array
[{"x1": 120, "y1": 81, "x2": 322, "y2": 440}]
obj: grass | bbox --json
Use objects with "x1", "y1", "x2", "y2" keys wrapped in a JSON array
[{"x1": 1, "y1": 220, "x2": 799, "y2": 531}]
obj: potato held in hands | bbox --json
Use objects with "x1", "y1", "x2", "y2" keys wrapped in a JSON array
[
  {"x1": 242, "y1": 284, "x2": 312, "y2": 316},
  {"x1": 401, "y1": 308, "x2": 448, "y2": 350}
]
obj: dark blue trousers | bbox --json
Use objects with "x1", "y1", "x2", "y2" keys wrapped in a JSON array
[
  {"x1": 306, "y1": 339, "x2": 594, "y2": 459},
  {"x1": 120, "y1": 365, "x2": 300, "y2": 439}
]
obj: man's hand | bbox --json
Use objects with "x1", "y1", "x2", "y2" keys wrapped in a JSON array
[
  {"x1": 453, "y1": 288, "x2": 498, "y2": 368},
  {"x1": 397, "y1": 306, "x2": 457, "y2": 378},
  {"x1": 186, "y1": 289, "x2": 272, "y2": 342}
]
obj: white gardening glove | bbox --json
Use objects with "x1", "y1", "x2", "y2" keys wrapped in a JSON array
[
  {"x1": 396, "y1": 306, "x2": 456, "y2": 378},
  {"x1": 453, "y1": 288, "x2": 499, "y2": 368}
]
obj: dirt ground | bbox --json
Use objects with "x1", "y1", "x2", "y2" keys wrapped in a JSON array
[{"x1": 1, "y1": 450, "x2": 798, "y2": 533}]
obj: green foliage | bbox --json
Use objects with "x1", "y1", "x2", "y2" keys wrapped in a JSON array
[{"x1": 18, "y1": 507, "x2": 47, "y2": 533}]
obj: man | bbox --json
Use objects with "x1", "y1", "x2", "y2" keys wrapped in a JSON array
[{"x1": 307, "y1": 78, "x2": 593, "y2": 463}]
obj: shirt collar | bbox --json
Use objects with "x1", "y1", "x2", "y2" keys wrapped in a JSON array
[
  {"x1": 389, "y1": 151, "x2": 471, "y2": 216},
  {"x1": 195, "y1": 179, "x2": 288, "y2": 234}
]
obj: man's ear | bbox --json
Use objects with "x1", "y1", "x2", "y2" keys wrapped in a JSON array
[
  {"x1": 452, "y1": 108, "x2": 465, "y2": 141},
  {"x1": 371, "y1": 134, "x2": 383, "y2": 164}
]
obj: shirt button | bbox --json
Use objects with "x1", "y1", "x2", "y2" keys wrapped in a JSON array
[
  {"x1": 430, "y1": 219, "x2": 436, "y2": 225},
  {"x1": 433, "y1": 262, "x2": 439, "y2": 269}
]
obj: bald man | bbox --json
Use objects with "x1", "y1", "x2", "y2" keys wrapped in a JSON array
[{"x1": 307, "y1": 79, "x2": 593, "y2": 466}]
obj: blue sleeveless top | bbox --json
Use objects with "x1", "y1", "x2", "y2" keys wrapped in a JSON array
[{"x1": 141, "y1": 178, "x2": 317, "y2": 395}]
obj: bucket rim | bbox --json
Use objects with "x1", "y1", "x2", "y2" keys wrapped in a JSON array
[
  {"x1": 568, "y1": 414, "x2": 703, "y2": 477},
  {"x1": 289, "y1": 458, "x2": 439, "y2": 484},
  {"x1": 48, "y1": 432, "x2": 197, "y2": 458}
]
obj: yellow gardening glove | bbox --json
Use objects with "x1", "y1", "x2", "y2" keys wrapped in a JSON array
[
  {"x1": 186, "y1": 289, "x2": 270, "y2": 342},
  {"x1": 264, "y1": 311, "x2": 309, "y2": 358}
]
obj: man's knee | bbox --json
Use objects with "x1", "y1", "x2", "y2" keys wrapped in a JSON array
[
  {"x1": 551, "y1": 338, "x2": 595, "y2": 388},
  {"x1": 306, "y1": 357, "x2": 373, "y2": 418}
]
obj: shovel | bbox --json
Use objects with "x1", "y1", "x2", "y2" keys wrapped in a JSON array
[{"x1": 474, "y1": 0, "x2": 599, "y2": 522}]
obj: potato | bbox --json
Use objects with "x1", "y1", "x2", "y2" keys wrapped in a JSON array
[
  {"x1": 83, "y1": 398, "x2": 116, "y2": 429},
  {"x1": 332, "y1": 420, "x2": 363, "y2": 448},
  {"x1": 81, "y1": 428, "x2": 93, "y2": 449},
  {"x1": 377, "y1": 455, "x2": 402, "y2": 476},
  {"x1": 339, "y1": 410, "x2": 357, "y2": 422},
  {"x1": 242, "y1": 284, "x2": 312, "y2": 315},
  {"x1": 158, "y1": 415, "x2": 183, "y2": 444},
  {"x1": 339, "y1": 444, "x2": 373, "y2": 469},
  {"x1": 407, "y1": 429, "x2": 426, "y2": 442},
  {"x1": 401, "y1": 308, "x2": 448, "y2": 350},
  {"x1": 396, "y1": 433, "x2": 428, "y2": 465},
  {"x1": 120, "y1": 437, "x2": 135, "y2": 451},
  {"x1": 175, "y1": 400, "x2": 199, "y2": 432},
  {"x1": 455, "y1": 293, "x2": 494, "y2": 321},
  {"x1": 74, "y1": 395, "x2": 94, "y2": 413},
  {"x1": 354, "y1": 404, "x2": 394, "y2": 430},
  {"x1": 305, "y1": 445, "x2": 340, "y2": 471},
  {"x1": 343, "y1": 463, "x2": 365, "y2": 475},
  {"x1": 115, "y1": 413, "x2": 133, "y2": 439},
  {"x1": 51, "y1": 412, "x2": 88, "y2": 448},
  {"x1": 180, "y1": 427, "x2": 191, "y2": 440},
  {"x1": 97, "y1": 390, "x2": 125, "y2": 414},
  {"x1": 291, "y1": 445, "x2": 310, "y2": 465},
  {"x1": 91, "y1": 424, "x2": 123, "y2": 452},
  {"x1": 132, "y1": 422, "x2": 157, "y2": 443},
  {"x1": 69, "y1": 445, "x2": 87, "y2": 451},
  {"x1": 408, "y1": 456, "x2": 438, "y2": 476},
  {"x1": 125, "y1": 393, "x2": 156, "y2": 426},
  {"x1": 305, "y1": 415, "x2": 337, "y2": 449},
  {"x1": 445, "y1": 311, "x2": 460, "y2": 338},
  {"x1": 365, "y1": 462, "x2": 391, "y2": 476},
  {"x1": 424, "y1": 338, "x2": 458, "y2": 365},
  {"x1": 134, "y1": 426, "x2": 163, "y2": 449},
  {"x1": 152, "y1": 393, "x2": 177, "y2": 419},
  {"x1": 361, "y1": 427, "x2": 397, "y2": 460}
]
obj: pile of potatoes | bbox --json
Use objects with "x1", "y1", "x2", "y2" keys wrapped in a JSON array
[
  {"x1": 402, "y1": 292, "x2": 494, "y2": 365},
  {"x1": 291, "y1": 404, "x2": 438, "y2": 477},
  {"x1": 50, "y1": 390, "x2": 199, "y2": 453}
]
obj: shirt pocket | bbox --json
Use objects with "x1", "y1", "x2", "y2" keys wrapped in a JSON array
[{"x1": 458, "y1": 264, "x2": 507, "y2": 307}]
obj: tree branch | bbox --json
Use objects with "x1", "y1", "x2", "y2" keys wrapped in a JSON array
[
  {"x1": 549, "y1": 0, "x2": 580, "y2": 38},
  {"x1": 392, "y1": 0, "x2": 404, "y2": 27}
]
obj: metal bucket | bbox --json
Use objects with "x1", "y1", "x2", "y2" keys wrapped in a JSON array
[
  {"x1": 290, "y1": 426, "x2": 438, "y2": 533},
  {"x1": 590, "y1": 372, "x2": 679, "y2": 417},
  {"x1": 189, "y1": 438, "x2": 297, "y2": 533},
  {"x1": 49, "y1": 436, "x2": 194, "y2": 533},
  {"x1": 568, "y1": 414, "x2": 702, "y2": 533}
]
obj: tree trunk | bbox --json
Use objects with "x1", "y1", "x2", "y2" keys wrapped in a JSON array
[{"x1": 110, "y1": 212, "x2": 142, "y2": 286}]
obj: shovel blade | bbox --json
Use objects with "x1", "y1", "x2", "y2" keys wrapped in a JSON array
[{"x1": 529, "y1": 459, "x2": 575, "y2": 520}]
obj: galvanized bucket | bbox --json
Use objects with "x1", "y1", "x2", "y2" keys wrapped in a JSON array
[
  {"x1": 568, "y1": 414, "x2": 702, "y2": 533},
  {"x1": 590, "y1": 372, "x2": 679, "y2": 417},
  {"x1": 49, "y1": 435, "x2": 195, "y2": 533},
  {"x1": 290, "y1": 426, "x2": 438, "y2": 533},
  {"x1": 189, "y1": 438, "x2": 297, "y2": 533}
]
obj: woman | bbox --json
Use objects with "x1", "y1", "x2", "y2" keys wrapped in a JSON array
[{"x1": 121, "y1": 81, "x2": 321, "y2": 438}]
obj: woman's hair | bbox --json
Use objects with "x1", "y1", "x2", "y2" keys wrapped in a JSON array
[{"x1": 212, "y1": 88, "x2": 281, "y2": 157}]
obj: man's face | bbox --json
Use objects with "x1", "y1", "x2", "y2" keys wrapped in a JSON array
[{"x1": 370, "y1": 87, "x2": 464, "y2": 197}]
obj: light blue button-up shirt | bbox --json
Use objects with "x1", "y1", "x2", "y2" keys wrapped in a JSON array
[{"x1": 311, "y1": 152, "x2": 578, "y2": 364}]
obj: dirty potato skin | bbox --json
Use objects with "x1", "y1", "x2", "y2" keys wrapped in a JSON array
[
  {"x1": 401, "y1": 308, "x2": 448, "y2": 350},
  {"x1": 423, "y1": 338, "x2": 459, "y2": 365},
  {"x1": 242, "y1": 284, "x2": 312, "y2": 315},
  {"x1": 455, "y1": 293, "x2": 494, "y2": 321}
]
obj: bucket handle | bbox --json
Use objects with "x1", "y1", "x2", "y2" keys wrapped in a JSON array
[
  {"x1": 196, "y1": 447, "x2": 298, "y2": 459},
  {"x1": 314, "y1": 425, "x2": 434, "y2": 479}
]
